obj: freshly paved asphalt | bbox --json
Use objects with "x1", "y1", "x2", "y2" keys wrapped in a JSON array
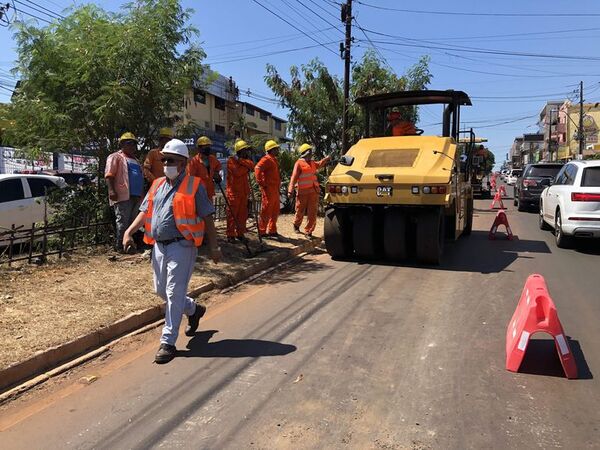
[{"x1": 1, "y1": 186, "x2": 599, "y2": 449}]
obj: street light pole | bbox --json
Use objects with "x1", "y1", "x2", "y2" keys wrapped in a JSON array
[{"x1": 341, "y1": 0, "x2": 352, "y2": 154}]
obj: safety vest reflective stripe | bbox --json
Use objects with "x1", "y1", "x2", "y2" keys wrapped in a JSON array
[
  {"x1": 185, "y1": 175, "x2": 196, "y2": 195},
  {"x1": 180, "y1": 229, "x2": 205, "y2": 239},
  {"x1": 175, "y1": 217, "x2": 204, "y2": 225}
]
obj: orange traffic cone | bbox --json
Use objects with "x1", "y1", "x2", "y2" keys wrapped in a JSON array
[{"x1": 489, "y1": 209, "x2": 513, "y2": 240}]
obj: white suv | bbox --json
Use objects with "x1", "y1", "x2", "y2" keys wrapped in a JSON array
[
  {"x1": 539, "y1": 160, "x2": 600, "y2": 248},
  {"x1": 0, "y1": 174, "x2": 66, "y2": 233},
  {"x1": 506, "y1": 169, "x2": 522, "y2": 186}
]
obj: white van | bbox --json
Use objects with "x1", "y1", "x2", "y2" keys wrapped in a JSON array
[{"x1": 0, "y1": 174, "x2": 67, "y2": 233}]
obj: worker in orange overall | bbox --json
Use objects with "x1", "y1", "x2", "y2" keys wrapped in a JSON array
[
  {"x1": 143, "y1": 128, "x2": 173, "y2": 183},
  {"x1": 288, "y1": 143, "x2": 331, "y2": 237},
  {"x1": 254, "y1": 140, "x2": 281, "y2": 238},
  {"x1": 187, "y1": 136, "x2": 222, "y2": 202},
  {"x1": 226, "y1": 140, "x2": 255, "y2": 243},
  {"x1": 387, "y1": 109, "x2": 418, "y2": 136}
]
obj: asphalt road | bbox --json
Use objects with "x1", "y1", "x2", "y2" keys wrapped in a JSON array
[{"x1": 1, "y1": 186, "x2": 599, "y2": 449}]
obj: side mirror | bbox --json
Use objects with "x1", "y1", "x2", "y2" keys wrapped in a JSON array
[
  {"x1": 339, "y1": 155, "x2": 354, "y2": 166},
  {"x1": 459, "y1": 154, "x2": 468, "y2": 163}
]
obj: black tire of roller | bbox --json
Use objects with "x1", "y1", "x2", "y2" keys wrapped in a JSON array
[
  {"x1": 416, "y1": 208, "x2": 445, "y2": 265},
  {"x1": 463, "y1": 196, "x2": 474, "y2": 236},
  {"x1": 352, "y1": 208, "x2": 376, "y2": 259},
  {"x1": 324, "y1": 207, "x2": 351, "y2": 259},
  {"x1": 383, "y1": 208, "x2": 407, "y2": 260}
]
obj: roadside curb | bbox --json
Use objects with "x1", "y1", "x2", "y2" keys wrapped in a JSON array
[{"x1": 0, "y1": 237, "x2": 322, "y2": 397}]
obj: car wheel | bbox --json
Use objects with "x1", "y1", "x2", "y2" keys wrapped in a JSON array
[
  {"x1": 517, "y1": 200, "x2": 527, "y2": 212},
  {"x1": 555, "y1": 209, "x2": 572, "y2": 248},
  {"x1": 416, "y1": 208, "x2": 444, "y2": 265},
  {"x1": 383, "y1": 208, "x2": 407, "y2": 260},
  {"x1": 538, "y1": 203, "x2": 551, "y2": 230}
]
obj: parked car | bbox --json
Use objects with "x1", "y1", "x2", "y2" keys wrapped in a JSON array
[
  {"x1": 40, "y1": 170, "x2": 94, "y2": 186},
  {"x1": 500, "y1": 169, "x2": 509, "y2": 181},
  {"x1": 0, "y1": 174, "x2": 67, "y2": 234},
  {"x1": 506, "y1": 169, "x2": 522, "y2": 186},
  {"x1": 539, "y1": 160, "x2": 600, "y2": 248},
  {"x1": 514, "y1": 163, "x2": 563, "y2": 212}
]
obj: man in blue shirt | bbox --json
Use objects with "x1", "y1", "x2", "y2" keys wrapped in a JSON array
[{"x1": 123, "y1": 139, "x2": 221, "y2": 364}]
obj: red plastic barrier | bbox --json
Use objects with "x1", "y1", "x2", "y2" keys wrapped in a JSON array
[
  {"x1": 506, "y1": 274, "x2": 578, "y2": 379},
  {"x1": 488, "y1": 209, "x2": 513, "y2": 240},
  {"x1": 490, "y1": 190, "x2": 505, "y2": 209},
  {"x1": 499, "y1": 184, "x2": 507, "y2": 197}
]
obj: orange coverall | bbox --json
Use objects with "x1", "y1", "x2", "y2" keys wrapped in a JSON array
[
  {"x1": 187, "y1": 154, "x2": 222, "y2": 200},
  {"x1": 288, "y1": 157, "x2": 330, "y2": 234},
  {"x1": 226, "y1": 156, "x2": 255, "y2": 238},
  {"x1": 143, "y1": 148, "x2": 165, "y2": 182},
  {"x1": 254, "y1": 154, "x2": 281, "y2": 235}
]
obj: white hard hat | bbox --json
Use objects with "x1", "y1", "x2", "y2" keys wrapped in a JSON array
[{"x1": 161, "y1": 139, "x2": 189, "y2": 159}]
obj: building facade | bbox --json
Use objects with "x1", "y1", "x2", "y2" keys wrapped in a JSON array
[{"x1": 176, "y1": 72, "x2": 288, "y2": 156}]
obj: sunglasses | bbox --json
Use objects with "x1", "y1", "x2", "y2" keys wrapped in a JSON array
[{"x1": 160, "y1": 157, "x2": 182, "y2": 164}]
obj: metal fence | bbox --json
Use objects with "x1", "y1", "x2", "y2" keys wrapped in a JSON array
[{"x1": 0, "y1": 219, "x2": 113, "y2": 266}]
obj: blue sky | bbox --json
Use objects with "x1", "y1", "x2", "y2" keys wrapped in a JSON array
[{"x1": 2, "y1": 0, "x2": 600, "y2": 167}]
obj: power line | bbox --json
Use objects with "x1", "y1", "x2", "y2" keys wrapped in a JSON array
[
  {"x1": 295, "y1": 0, "x2": 344, "y2": 33},
  {"x1": 14, "y1": 0, "x2": 64, "y2": 19},
  {"x1": 355, "y1": 1, "x2": 600, "y2": 17},
  {"x1": 416, "y1": 26, "x2": 600, "y2": 42},
  {"x1": 206, "y1": 40, "x2": 339, "y2": 65},
  {"x1": 353, "y1": 19, "x2": 394, "y2": 72},
  {"x1": 305, "y1": 0, "x2": 340, "y2": 22},
  {"x1": 203, "y1": 27, "x2": 337, "y2": 49},
  {"x1": 252, "y1": 0, "x2": 339, "y2": 57},
  {"x1": 357, "y1": 29, "x2": 600, "y2": 62}
]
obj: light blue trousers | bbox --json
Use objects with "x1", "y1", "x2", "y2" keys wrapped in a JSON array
[{"x1": 152, "y1": 240, "x2": 198, "y2": 346}]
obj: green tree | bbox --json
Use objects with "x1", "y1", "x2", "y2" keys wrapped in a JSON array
[
  {"x1": 6, "y1": 0, "x2": 206, "y2": 172},
  {"x1": 484, "y1": 150, "x2": 496, "y2": 174},
  {"x1": 264, "y1": 50, "x2": 432, "y2": 158}
]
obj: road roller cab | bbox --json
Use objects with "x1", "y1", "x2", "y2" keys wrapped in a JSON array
[{"x1": 324, "y1": 90, "x2": 474, "y2": 264}]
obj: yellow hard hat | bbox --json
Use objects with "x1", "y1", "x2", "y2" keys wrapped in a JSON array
[
  {"x1": 264, "y1": 139, "x2": 280, "y2": 152},
  {"x1": 298, "y1": 143, "x2": 313, "y2": 155},
  {"x1": 158, "y1": 128, "x2": 174, "y2": 138},
  {"x1": 197, "y1": 136, "x2": 212, "y2": 147},
  {"x1": 119, "y1": 132, "x2": 137, "y2": 143},
  {"x1": 234, "y1": 140, "x2": 251, "y2": 153}
]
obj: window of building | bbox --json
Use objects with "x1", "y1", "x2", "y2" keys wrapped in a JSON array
[
  {"x1": 215, "y1": 97, "x2": 226, "y2": 110},
  {"x1": 274, "y1": 120, "x2": 282, "y2": 131},
  {"x1": 246, "y1": 104, "x2": 255, "y2": 116},
  {"x1": 260, "y1": 111, "x2": 268, "y2": 121},
  {"x1": 0, "y1": 178, "x2": 25, "y2": 203},
  {"x1": 193, "y1": 89, "x2": 206, "y2": 104},
  {"x1": 215, "y1": 124, "x2": 225, "y2": 134}
]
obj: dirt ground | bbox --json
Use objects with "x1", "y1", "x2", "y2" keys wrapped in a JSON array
[{"x1": 0, "y1": 215, "x2": 323, "y2": 370}]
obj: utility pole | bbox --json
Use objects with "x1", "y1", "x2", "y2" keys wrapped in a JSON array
[
  {"x1": 579, "y1": 80, "x2": 585, "y2": 157},
  {"x1": 341, "y1": 0, "x2": 352, "y2": 153}
]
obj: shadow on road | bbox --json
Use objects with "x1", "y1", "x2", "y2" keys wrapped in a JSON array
[
  {"x1": 251, "y1": 253, "x2": 330, "y2": 285},
  {"x1": 518, "y1": 337, "x2": 593, "y2": 380},
  {"x1": 180, "y1": 330, "x2": 297, "y2": 358},
  {"x1": 341, "y1": 231, "x2": 552, "y2": 274},
  {"x1": 572, "y1": 239, "x2": 600, "y2": 256}
]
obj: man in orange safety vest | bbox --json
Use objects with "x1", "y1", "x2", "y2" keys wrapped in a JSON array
[
  {"x1": 226, "y1": 140, "x2": 255, "y2": 243},
  {"x1": 123, "y1": 139, "x2": 221, "y2": 364},
  {"x1": 187, "y1": 136, "x2": 222, "y2": 202},
  {"x1": 288, "y1": 143, "x2": 331, "y2": 237}
]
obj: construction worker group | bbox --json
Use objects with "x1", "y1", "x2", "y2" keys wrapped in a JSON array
[{"x1": 107, "y1": 129, "x2": 329, "y2": 363}]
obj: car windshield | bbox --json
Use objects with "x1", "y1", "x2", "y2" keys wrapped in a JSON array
[
  {"x1": 526, "y1": 166, "x2": 562, "y2": 178},
  {"x1": 581, "y1": 167, "x2": 600, "y2": 187},
  {"x1": 511, "y1": 170, "x2": 522, "y2": 176}
]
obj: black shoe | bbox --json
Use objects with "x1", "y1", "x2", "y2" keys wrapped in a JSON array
[
  {"x1": 155, "y1": 343, "x2": 176, "y2": 364},
  {"x1": 293, "y1": 225, "x2": 301, "y2": 234},
  {"x1": 227, "y1": 236, "x2": 236, "y2": 243},
  {"x1": 265, "y1": 233, "x2": 281, "y2": 240},
  {"x1": 237, "y1": 236, "x2": 249, "y2": 244},
  {"x1": 185, "y1": 303, "x2": 206, "y2": 337}
]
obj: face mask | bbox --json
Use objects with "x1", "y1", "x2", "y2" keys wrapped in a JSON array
[{"x1": 164, "y1": 165, "x2": 180, "y2": 180}]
